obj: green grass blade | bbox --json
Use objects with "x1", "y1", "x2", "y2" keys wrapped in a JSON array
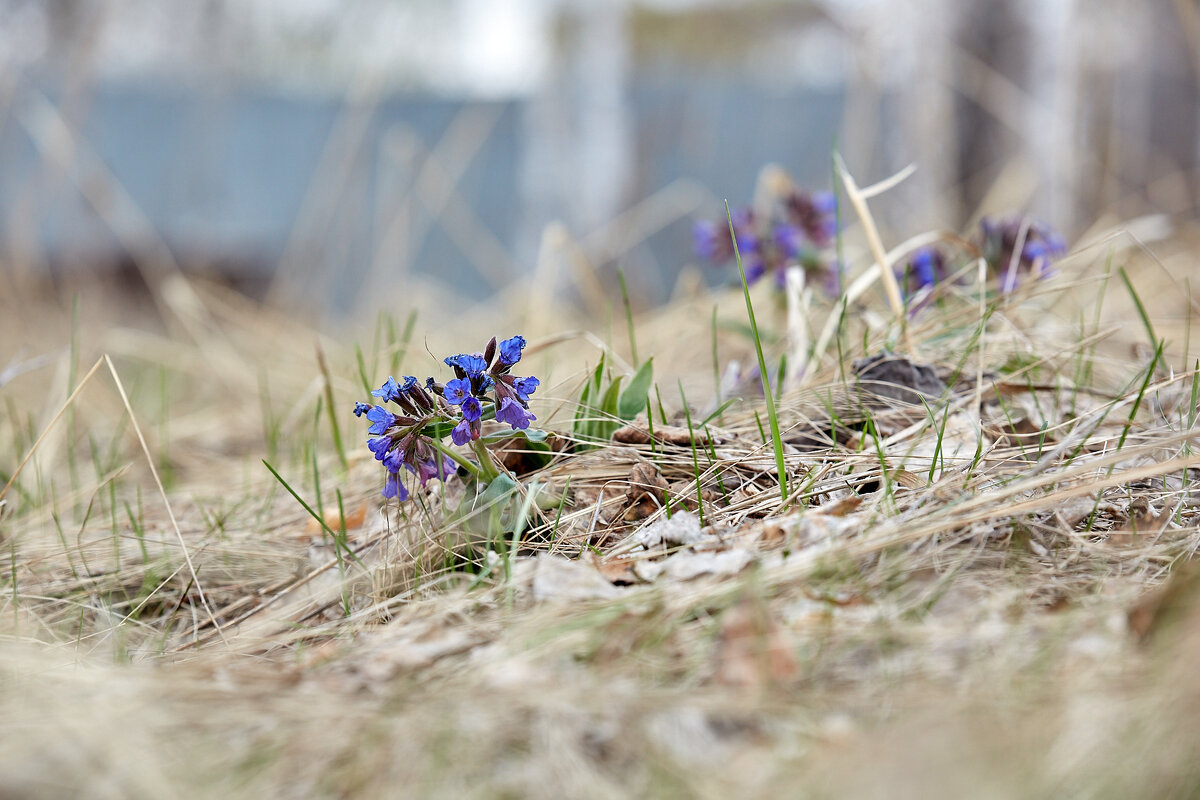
[
  {"x1": 678, "y1": 381, "x2": 706, "y2": 526},
  {"x1": 354, "y1": 344, "x2": 373, "y2": 397},
  {"x1": 1118, "y1": 266, "x2": 1158, "y2": 351},
  {"x1": 727, "y1": 201, "x2": 788, "y2": 503},
  {"x1": 618, "y1": 269, "x2": 639, "y2": 365},
  {"x1": 315, "y1": 341, "x2": 349, "y2": 471},
  {"x1": 263, "y1": 459, "x2": 364, "y2": 569}
]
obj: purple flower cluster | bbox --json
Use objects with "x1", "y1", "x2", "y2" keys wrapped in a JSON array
[
  {"x1": 898, "y1": 247, "x2": 949, "y2": 297},
  {"x1": 693, "y1": 188, "x2": 840, "y2": 290},
  {"x1": 355, "y1": 335, "x2": 540, "y2": 501},
  {"x1": 977, "y1": 215, "x2": 1067, "y2": 293},
  {"x1": 439, "y1": 335, "x2": 540, "y2": 445},
  {"x1": 895, "y1": 216, "x2": 1068, "y2": 302}
]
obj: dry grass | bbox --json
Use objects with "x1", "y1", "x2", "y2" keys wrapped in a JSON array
[{"x1": 2, "y1": 223, "x2": 1200, "y2": 798}]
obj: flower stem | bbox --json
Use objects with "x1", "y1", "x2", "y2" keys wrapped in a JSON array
[
  {"x1": 430, "y1": 438, "x2": 482, "y2": 479},
  {"x1": 470, "y1": 439, "x2": 503, "y2": 483}
]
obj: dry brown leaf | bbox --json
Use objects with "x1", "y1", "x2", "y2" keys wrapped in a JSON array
[
  {"x1": 612, "y1": 416, "x2": 714, "y2": 447},
  {"x1": 820, "y1": 495, "x2": 864, "y2": 517},
  {"x1": 592, "y1": 553, "x2": 639, "y2": 585},
  {"x1": 305, "y1": 502, "x2": 367, "y2": 535},
  {"x1": 491, "y1": 432, "x2": 563, "y2": 475},
  {"x1": 626, "y1": 461, "x2": 668, "y2": 503},
  {"x1": 666, "y1": 480, "x2": 722, "y2": 512},
  {"x1": 623, "y1": 461, "x2": 669, "y2": 521},
  {"x1": 986, "y1": 417, "x2": 1056, "y2": 449},
  {"x1": 1129, "y1": 497, "x2": 1174, "y2": 530},
  {"x1": 757, "y1": 522, "x2": 787, "y2": 548},
  {"x1": 889, "y1": 469, "x2": 924, "y2": 490}
]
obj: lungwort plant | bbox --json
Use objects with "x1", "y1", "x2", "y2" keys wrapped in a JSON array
[{"x1": 354, "y1": 334, "x2": 540, "y2": 502}]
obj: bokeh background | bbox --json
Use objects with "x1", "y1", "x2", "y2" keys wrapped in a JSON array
[{"x1": 0, "y1": 0, "x2": 1196, "y2": 315}]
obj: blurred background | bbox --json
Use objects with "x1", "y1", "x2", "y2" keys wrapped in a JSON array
[{"x1": 0, "y1": 0, "x2": 1196, "y2": 316}]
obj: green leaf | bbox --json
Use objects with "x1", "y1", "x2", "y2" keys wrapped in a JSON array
[
  {"x1": 420, "y1": 420, "x2": 456, "y2": 439},
  {"x1": 600, "y1": 375, "x2": 623, "y2": 417},
  {"x1": 618, "y1": 358, "x2": 654, "y2": 420},
  {"x1": 593, "y1": 375, "x2": 624, "y2": 441},
  {"x1": 481, "y1": 427, "x2": 550, "y2": 444},
  {"x1": 480, "y1": 428, "x2": 554, "y2": 470},
  {"x1": 451, "y1": 472, "x2": 521, "y2": 544},
  {"x1": 476, "y1": 472, "x2": 518, "y2": 507}
]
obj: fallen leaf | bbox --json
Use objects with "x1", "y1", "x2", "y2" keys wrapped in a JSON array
[
  {"x1": 626, "y1": 461, "x2": 668, "y2": 503},
  {"x1": 985, "y1": 417, "x2": 1056, "y2": 449},
  {"x1": 660, "y1": 549, "x2": 755, "y2": 581},
  {"x1": 613, "y1": 415, "x2": 719, "y2": 447},
  {"x1": 758, "y1": 523, "x2": 787, "y2": 548},
  {"x1": 631, "y1": 511, "x2": 705, "y2": 549},
  {"x1": 889, "y1": 469, "x2": 924, "y2": 490},
  {"x1": 666, "y1": 480, "x2": 722, "y2": 512},
  {"x1": 1055, "y1": 497, "x2": 1099, "y2": 529},
  {"x1": 819, "y1": 495, "x2": 863, "y2": 516},
  {"x1": 853, "y1": 352, "x2": 947, "y2": 405},
  {"x1": 305, "y1": 502, "x2": 367, "y2": 535},
  {"x1": 592, "y1": 553, "x2": 639, "y2": 585},
  {"x1": 532, "y1": 554, "x2": 624, "y2": 602},
  {"x1": 623, "y1": 461, "x2": 669, "y2": 521}
]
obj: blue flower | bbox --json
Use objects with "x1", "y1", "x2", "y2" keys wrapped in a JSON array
[
  {"x1": 444, "y1": 353, "x2": 488, "y2": 377},
  {"x1": 367, "y1": 435, "x2": 393, "y2": 461},
  {"x1": 907, "y1": 248, "x2": 942, "y2": 292},
  {"x1": 451, "y1": 419, "x2": 473, "y2": 446},
  {"x1": 498, "y1": 335, "x2": 526, "y2": 366},
  {"x1": 774, "y1": 223, "x2": 805, "y2": 260},
  {"x1": 733, "y1": 230, "x2": 760, "y2": 258},
  {"x1": 513, "y1": 376, "x2": 539, "y2": 404},
  {"x1": 496, "y1": 396, "x2": 535, "y2": 430},
  {"x1": 743, "y1": 256, "x2": 766, "y2": 285},
  {"x1": 380, "y1": 443, "x2": 406, "y2": 473},
  {"x1": 360, "y1": 336, "x2": 545, "y2": 502},
  {"x1": 410, "y1": 453, "x2": 456, "y2": 486},
  {"x1": 785, "y1": 190, "x2": 837, "y2": 248},
  {"x1": 461, "y1": 395, "x2": 482, "y2": 422},
  {"x1": 443, "y1": 378, "x2": 472, "y2": 406},
  {"x1": 383, "y1": 470, "x2": 408, "y2": 500},
  {"x1": 371, "y1": 376, "x2": 403, "y2": 403},
  {"x1": 1022, "y1": 233, "x2": 1066, "y2": 267},
  {"x1": 445, "y1": 353, "x2": 494, "y2": 395},
  {"x1": 365, "y1": 405, "x2": 396, "y2": 435},
  {"x1": 451, "y1": 395, "x2": 483, "y2": 444},
  {"x1": 978, "y1": 215, "x2": 1067, "y2": 293}
]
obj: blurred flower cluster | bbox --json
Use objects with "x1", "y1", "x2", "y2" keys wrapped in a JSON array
[
  {"x1": 977, "y1": 215, "x2": 1068, "y2": 293},
  {"x1": 693, "y1": 188, "x2": 841, "y2": 292},
  {"x1": 355, "y1": 335, "x2": 540, "y2": 501},
  {"x1": 898, "y1": 214, "x2": 1068, "y2": 300}
]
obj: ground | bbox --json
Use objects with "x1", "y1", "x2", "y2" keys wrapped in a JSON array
[{"x1": 2, "y1": 220, "x2": 1200, "y2": 798}]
